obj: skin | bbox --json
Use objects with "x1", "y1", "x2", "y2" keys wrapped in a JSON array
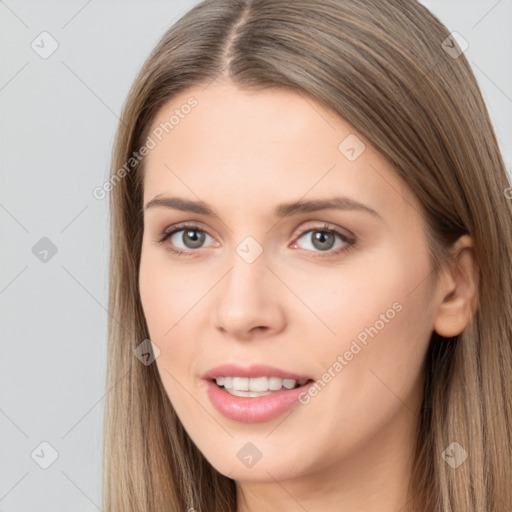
[{"x1": 138, "y1": 81, "x2": 478, "y2": 512}]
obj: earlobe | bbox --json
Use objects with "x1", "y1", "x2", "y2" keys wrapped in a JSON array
[{"x1": 433, "y1": 235, "x2": 479, "y2": 338}]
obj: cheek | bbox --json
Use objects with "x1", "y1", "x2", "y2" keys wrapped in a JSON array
[
  {"x1": 139, "y1": 250, "x2": 185, "y2": 370},
  {"x1": 296, "y1": 241, "x2": 435, "y2": 419},
  {"x1": 139, "y1": 246, "x2": 209, "y2": 389},
  {"x1": 139, "y1": 262, "x2": 195, "y2": 421},
  {"x1": 272, "y1": 253, "x2": 434, "y2": 471},
  {"x1": 281, "y1": 239, "x2": 433, "y2": 356},
  {"x1": 139, "y1": 246, "x2": 200, "y2": 337}
]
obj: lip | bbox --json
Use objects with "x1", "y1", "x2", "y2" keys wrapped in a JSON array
[
  {"x1": 203, "y1": 363, "x2": 315, "y2": 423},
  {"x1": 206, "y1": 380, "x2": 315, "y2": 423},
  {"x1": 202, "y1": 363, "x2": 313, "y2": 381}
]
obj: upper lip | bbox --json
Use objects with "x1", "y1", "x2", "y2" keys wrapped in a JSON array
[{"x1": 203, "y1": 363, "x2": 313, "y2": 381}]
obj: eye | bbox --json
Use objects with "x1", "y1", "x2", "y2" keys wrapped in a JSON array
[
  {"x1": 156, "y1": 222, "x2": 355, "y2": 258},
  {"x1": 292, "y1": 223, "x2": 355, "y2": 256},
  {"x1": 157, "y1": 223, "x2": 215, "y2": 255}
]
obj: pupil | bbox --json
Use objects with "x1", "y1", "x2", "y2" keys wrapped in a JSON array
[
  {"x1": 184, "y1": 229, "x2": 205, "y2": 249},
  {"x1": 312, "y1": 231, "x2": 334, "y2": 251}
]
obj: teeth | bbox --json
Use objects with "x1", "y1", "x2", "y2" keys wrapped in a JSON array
[
  {"x1": 283, "y1": 378, "x2": 296, "y2": 390},
  {"x1": 215, "y1": 376, "x2": 309, "y2": 392},
  {"x1": 248, "y1": 376, "x2": 268, "y2": 392},
  {"x1": 232, "y1": 377, "x2": 249, "y2": 391},
  {"x1": 227, "y1": 389, "x2": 273, "y2": 397},
  {"x1": 268, "y1": 377, "x2": 282, "y2": 390}
]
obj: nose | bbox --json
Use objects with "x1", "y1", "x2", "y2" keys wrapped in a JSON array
[{"x1": 212, "y1": 247, "x2": 286, "y2": 341}]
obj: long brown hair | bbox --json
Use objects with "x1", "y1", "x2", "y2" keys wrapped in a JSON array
[{"x1": 103, "y1": 1, "x2": 512, "y2": 510}]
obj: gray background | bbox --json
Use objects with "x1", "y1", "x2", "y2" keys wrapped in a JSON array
[{"x1": 0, "y1": 1, "x2": 511, "y2": 510}]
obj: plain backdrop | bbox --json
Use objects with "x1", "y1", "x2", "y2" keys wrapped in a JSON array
[{"x1": 0, "y1": 1, "x2": 511, "y2": 510}]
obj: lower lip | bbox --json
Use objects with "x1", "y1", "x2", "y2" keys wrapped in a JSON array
[{"x1": 205, "y1": 380, "x2": 314, "y2": 423}]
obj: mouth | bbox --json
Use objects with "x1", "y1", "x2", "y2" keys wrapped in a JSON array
[
  {"x1": 203, "y1": 365, "x2": 316, "y2": 423},
  {"x1": 202, "y1": 364, "x2": 315, "y2": 422},
  {"x1": 213, "y1": 376, "x2": 313, "y2": 397}
]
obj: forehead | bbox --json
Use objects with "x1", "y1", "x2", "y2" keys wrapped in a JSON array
[{"x1": 142, "y1": 82, "x2": 419, "y2": 222}]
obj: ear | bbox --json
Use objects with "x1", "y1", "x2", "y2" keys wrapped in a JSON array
[{"x1": 433, "y1": 235, "x2": 479, "y2": 338}]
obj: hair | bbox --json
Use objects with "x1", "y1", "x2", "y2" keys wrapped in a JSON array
[{"x1": 102, "y1": 1, "x2": 512, "y2": 510}]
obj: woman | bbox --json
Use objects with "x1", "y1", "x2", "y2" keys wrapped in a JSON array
[{"x1": 102, "y1": 1, "x2": 512, "y2": 510}]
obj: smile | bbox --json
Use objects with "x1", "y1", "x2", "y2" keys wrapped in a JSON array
[
  {"x1": 215, "y1": 376, "x2": 309, "y2": 397},
  {"x1": 205, "y1": 377, "x2": 314, "y2": 423}
]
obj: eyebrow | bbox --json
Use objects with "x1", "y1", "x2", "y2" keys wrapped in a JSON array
[{"x1": 144, "y1": 195, "x2": 382, "y2": 219}]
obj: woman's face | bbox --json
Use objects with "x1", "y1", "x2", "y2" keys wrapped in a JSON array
[{"x1": 139, "y1": 81, "x2": 440, "y2": 487}]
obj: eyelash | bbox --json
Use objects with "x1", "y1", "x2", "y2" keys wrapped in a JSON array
[{"x1": 156, "y1": 222, "x2": 356, "y2": 258}]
